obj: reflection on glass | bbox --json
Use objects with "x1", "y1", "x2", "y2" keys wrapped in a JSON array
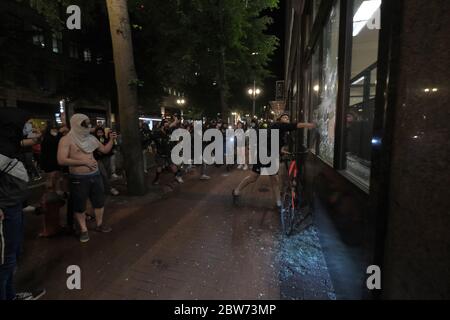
[
  {"x1": 313, "y1": 0, "x2": 322, "y2": 21},
  {"x1": 344, "y1": 0, "x2": 382, "y2": 187},
  {"x1": 309, "y1": 1, "x2": 340, "y2": 165},
  {"x1": 309, "y1": 47, "x2": 321, "y2": 155},
  {"x1": 303, "y1": 67, "x2": 311, "y2": 147},
  {"x1": 352, "y1": 0, "x2": 381, "y2": 37}
]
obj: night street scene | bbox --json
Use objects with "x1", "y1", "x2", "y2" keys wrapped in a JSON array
[{"x1": 0, "y1": 0, "x2": 449, "y2": 307}]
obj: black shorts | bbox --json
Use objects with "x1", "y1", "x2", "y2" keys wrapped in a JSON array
[{"x1": 69, "y1": 171, "x2": 105, "y2": 213}]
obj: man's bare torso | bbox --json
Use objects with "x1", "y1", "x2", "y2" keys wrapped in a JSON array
[{"x1": 63, "y1": 136, "x2": 98, "y2": 174}]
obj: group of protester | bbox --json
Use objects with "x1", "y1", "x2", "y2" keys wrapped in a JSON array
[
  {"x1": 0, "y1": 107, "x2": 315, "y2": 300},
  {"x1": 139, "y1": 116, "x2": 258, "y2": 186},
  {"x1": 0, "y1": 111, "x2": 123, "y2": 300},
  {"x1": 139, "y1": 114, "x2": 316, "y2": 209}
]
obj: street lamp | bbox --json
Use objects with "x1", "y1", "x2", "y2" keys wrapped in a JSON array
[
  {"x1": 247, "y1": 80, "x2": 262, "y2": 117},
  {"x1": 177, "y1": 98, "x2": 186, "y2": 122}
]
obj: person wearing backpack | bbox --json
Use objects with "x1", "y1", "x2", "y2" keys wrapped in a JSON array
[{"x1": 0, "y1": 107, "x2": 46, "y2": 300}]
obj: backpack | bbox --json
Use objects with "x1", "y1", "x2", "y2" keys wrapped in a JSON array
[{"x1": 0, "y1": 157, "x2": 30, "y2": 208}]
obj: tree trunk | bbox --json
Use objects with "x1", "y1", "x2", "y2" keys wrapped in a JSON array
[{"x1": 106, "y1": 0, "x2": 146, "y2": 195}]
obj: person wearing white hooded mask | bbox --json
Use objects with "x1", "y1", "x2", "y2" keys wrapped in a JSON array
[{"x1": 57, "y1": 114, "x2": 117, "y2": 243}]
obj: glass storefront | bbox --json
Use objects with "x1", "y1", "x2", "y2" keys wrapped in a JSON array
[
  {"x1": 294, "y1": 0, "x2": 383, "y2": 190},
  {"x1": 308, "y1": 1, "x2": 340, "y2": 166},
  {"x1": 344, "y1": 0, "x2": 381, "y2": 187}
]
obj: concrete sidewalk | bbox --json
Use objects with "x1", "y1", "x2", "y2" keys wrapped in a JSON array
[{"x1": 16, "y1": 166, "x2": 335, "y2": 300}]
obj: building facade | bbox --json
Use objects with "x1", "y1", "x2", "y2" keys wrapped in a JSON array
[
  {"x1": 284, "y1": 0, "x2": 449, "y2": 299},
  {"x1": 0, "y1": 0, "x2": 115, "y2": 127}
]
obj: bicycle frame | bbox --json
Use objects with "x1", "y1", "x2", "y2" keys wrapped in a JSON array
[
  {"x1": 280, "y1": 151, "x2": 310, "y2": 236},
  {"x1": 288, "y1": 159, "x2": 299, "y2": 210}
]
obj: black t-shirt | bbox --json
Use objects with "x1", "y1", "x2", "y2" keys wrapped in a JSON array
[
  {"x1": 0, "y1": 108, "x2": 30, "y2": 159},
  {"x1": 270, "y1": 122, "x2": 297, "y2": 151},
  {"x1": 151, "y1": 128, "x2": 172, "y2": 156},
  {"x1": 251, "y1": 122, "x2": 298, "y2": 172},
  {"x1": 40, "y1": 131, "x2": 62, "y2": 172},
  {"x1": 140, "y1": 126, "x2": 152, "y2": 149}
]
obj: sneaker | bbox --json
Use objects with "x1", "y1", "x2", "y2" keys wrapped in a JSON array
[
  {"x1": 110, "y1": 188, "x2": 120, "y2": 196},
  {"x1": 95, "y1": 224, "x2": 112, "y2": 233},
  {"x1": 175, "y1": 176, "x2": 184, "y2": 184},
  {"x1": 14, "y1": 289, "x2": 46, "y2": 300},
  {"x1": 200, "y1": 175, "x2": 211, "y2": 181},
  {"x1": 237, "y1": 165, "x2": 243, "y2": 170},
  {"x1": 243, "y1": 165, "x2": 249, "y2": 171},
  {"x1": 23, "y1": 206, "x2": 36, "y2": 214},
  {"x1": 79, "y1": 231, "x2": 90, "y2": 243},
  {"x1": 111, "y1": 173, "x2": 121, "y2": 180}
]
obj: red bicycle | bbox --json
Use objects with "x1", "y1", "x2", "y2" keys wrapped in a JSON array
[{"x1": 280, "y1": 151, "x2": 311, "y2": 236}]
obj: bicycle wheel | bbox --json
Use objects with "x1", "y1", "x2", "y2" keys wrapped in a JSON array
[{"x1": 280, "y1": 190, "x2": 294, "y2": 236}]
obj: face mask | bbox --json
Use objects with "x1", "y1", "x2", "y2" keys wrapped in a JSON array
[{"x1": 23, "y1": 123, "x2": 33, "y2": 135}]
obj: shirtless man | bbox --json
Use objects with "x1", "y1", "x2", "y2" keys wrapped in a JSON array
[{"x1": 57, "y1": 114, "x2": 117, "y2": 243}]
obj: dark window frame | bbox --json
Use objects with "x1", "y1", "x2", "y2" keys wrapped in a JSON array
[
  {"x1": 52, "y1": 30, "x2": 63, "y2": 54},
  {"x1": 31, "y1": 24, "x2": 46, "y2": 48}
]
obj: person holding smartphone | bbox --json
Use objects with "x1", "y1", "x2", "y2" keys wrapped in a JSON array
[{"x1": 57, "y1": 114, "x2": 117, "y2": 243}]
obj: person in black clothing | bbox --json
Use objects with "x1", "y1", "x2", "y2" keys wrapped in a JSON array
[
  {"x1": 151, "y1": 117, "x2": 183, "y2": 185},
  {"x1": 40, "y1": 122, "x2": 63, "y2": 193},
  {"x1": 232, "y1": 113, "x2": 315, "y2": 207},
  {"x1": 139, "y1": 120, "x2": 152, "y2": 174},
  {"x1": 94, "y1": 127, "x2": 119, "y2": 196}
]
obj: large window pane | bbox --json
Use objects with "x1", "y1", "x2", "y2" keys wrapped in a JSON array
[
  {"x1": 309, "y1": 1, "x2": 340, "y2": 165},
  {"x1": 308, "y1": 46, "x2": 321, "y2": 154},
  {"x1": 344, "y1": 0, "x2": 382, "y2": 187}
]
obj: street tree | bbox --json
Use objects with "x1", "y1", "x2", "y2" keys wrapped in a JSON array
[
  {"x1": 105, "y1": 0, "x2": 146, "y2": 195},
  {"x1": 128, "y1": 0, "x2": 279, "y2": 120},
  {"x1": 24, "y1": 0, "x2": 146, "y2": 195}
]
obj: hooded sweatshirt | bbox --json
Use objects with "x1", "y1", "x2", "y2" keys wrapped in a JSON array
[
  {"x1": 0, "y1": 108, "x2": 30, "y2": 158},
  {"x1": 0, "y1": 108, "x2": 31, "y2": 208}
]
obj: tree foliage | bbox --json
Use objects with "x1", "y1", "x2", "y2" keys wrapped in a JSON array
[
  {"x1": 1, "y1": 0, "x2": 279, "y2": 118},
  {"x1": 128, "y1": 0, "x2": 279, "y2": 116}
]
